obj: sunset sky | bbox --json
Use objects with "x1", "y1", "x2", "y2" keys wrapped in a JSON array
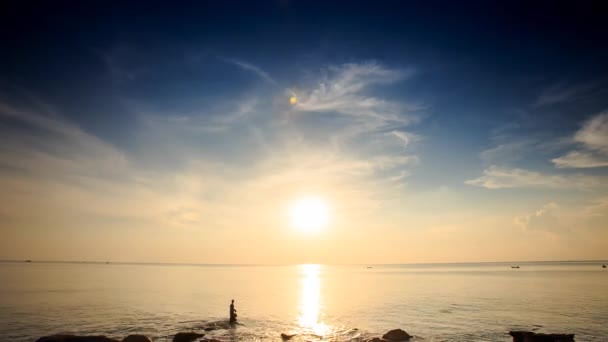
[{"x1": 1, "y1": 1, "x2": 607, "y2": 264}]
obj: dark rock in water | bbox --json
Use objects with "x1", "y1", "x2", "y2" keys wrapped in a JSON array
[
  {"x1": 122, "y1": 335, "x2": 152, "y2": 342},
  {"x1": 281, "y1": 333, "x2": 297, "y2": 340},
  {"x1": 36, "y1": 335, "x2": 119, "y2": 342},
  {"x1": 509, "y1": 331, "x2": 575, "y2": 342},
  {"x1": 382, "y1": 329, "x2": 412, "y2": 341},
  {"x1": 172, "y1": 332, "x2": 204, "y2": 342}
]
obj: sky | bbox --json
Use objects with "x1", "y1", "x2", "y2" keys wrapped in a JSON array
[{"x1": 1, "y1": 1, "x2": 607, "y2": 264}]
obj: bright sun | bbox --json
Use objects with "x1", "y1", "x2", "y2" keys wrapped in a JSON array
[{"x1": 290, "y1": 197, "x2": 329, "y2": 232}]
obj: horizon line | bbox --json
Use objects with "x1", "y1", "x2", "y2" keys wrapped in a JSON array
[{"x1": 2, "y1": 259, "x2": 607, "y2": 267}]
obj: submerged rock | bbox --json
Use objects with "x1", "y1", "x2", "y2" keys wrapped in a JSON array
[
  {"x1": 509, "y1": 331, "x2": 575, "y2": 342},
  {"x1": 366, "y1": 338, "x2": 387, "y2": 342},
  {"x1": 36, "y1": 336, "x2": 119, "y2": 342},
  {"x1": 281, "y1": 333, "x2": 297, "y2": 340},
  {"x1": 122, "y1": 335, "x2": 152, "y2": 342},
  {"x1": 382, "y1": 329, "x2": 412, "y2": 341},
  {"x1": 172, "y1": 332, "x2": 205, "y2": 342}
]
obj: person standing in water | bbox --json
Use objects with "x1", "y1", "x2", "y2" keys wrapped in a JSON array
[{"x1": 229, "y1": 299, "x2": 237, "y2": 323}]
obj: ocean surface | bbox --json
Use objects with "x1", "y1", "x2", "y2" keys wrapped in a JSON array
[{"x1": 0, "y1": 261, "x2": 607, "y2": 341}]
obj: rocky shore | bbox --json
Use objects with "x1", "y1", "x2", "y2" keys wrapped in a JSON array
[{"x1": 36, "y1": 327, "x2": 576, "y2": 342}]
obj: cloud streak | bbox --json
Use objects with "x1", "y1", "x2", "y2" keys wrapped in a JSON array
[
  {"x1": 534, "y1": 82, "x2": 597, "y2": 107},
  {"x1": 465, "y1": 165, "x2": 607, "y2": 190},
  {"x1": 223, "y1": 58, "x2": 277, "y2": 85}
]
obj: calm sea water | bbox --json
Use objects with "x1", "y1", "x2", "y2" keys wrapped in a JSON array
[{"x1": 0, "y1": 261, "x2": 606, "y2": 341}]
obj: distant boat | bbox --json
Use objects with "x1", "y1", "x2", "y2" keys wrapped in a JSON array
[
  {"x1": 25, "y1": 260, "x2": 32, "y2": 263},
  {"x1": 511, "y1": 266, "x2": 520, "y2": 269},
  {"x1": 105, "y1": 261, "x2": 110, "y2": 264},
  {"x1": 603, "y1": 265, "x2": 607, "y2": 268},
  {"x1": 367, "y1": 266, "x2": 373, "y2": 269}
]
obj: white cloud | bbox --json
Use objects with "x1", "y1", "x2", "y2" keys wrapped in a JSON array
[
  {"x1": 223, "y1": 58, "x2": 277, "y2": 85},
  {"x1": 551, "y1": 111, "x2": 608, "y2": 168},
  {"x1": 465, "y1": 165, "x2": 607, "y2": 190}
]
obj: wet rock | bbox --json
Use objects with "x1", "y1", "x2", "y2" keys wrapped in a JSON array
[
  {"x1": 382, "y1": 329, "x2": 412, "y2": 341},
  {"x1": 509, "y1": 331, "x2": 575, "y2": 342},
  {"x1": 172, "y1": 332, "x2": 205, "y2": 342},
  {"x1": 281, "y1": 333, "x2": 297, "y2": 340},
  {"x1": 122, "y1": 335, "x2": 152, "y2": 342},
  {"x1": 36, "y1": 336, "x2": 119, "y2": 342}
]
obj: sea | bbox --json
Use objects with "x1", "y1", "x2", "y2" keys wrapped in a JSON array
[{"x1": 0, "y1": 261, "x2": 607, "y2": 341}]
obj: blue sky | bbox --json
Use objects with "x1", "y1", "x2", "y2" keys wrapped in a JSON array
[{"x1": 1, "y1": 1, "x2": 607, "y2": 263}]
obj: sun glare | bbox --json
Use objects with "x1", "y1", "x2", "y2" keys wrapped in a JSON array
[{"x1": 290, "y1": 197, "x2": 329, "y2": 232}]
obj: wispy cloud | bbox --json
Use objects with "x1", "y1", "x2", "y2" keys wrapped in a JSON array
[
  {"x1": 552, "y1": 151, "x2": 608, "y2": 168},
  {"x1": 552, "y1": 111, "x2": 608, "y2": 168},
  {"x1": 582, "y1": 197, "x2": 608, "y2": 218},
  {"x1": 534, "y1": 82, "x2": 598, "y2": 107},
  {"x1": 223, "y1": 58, "x2": 277, "y2": 85},
  {"x1": 514, "y1": 202, "x2": 562, "y2": 232},
  {"x1": 291, "y1": 61, "x2": 422, "y2": 184},
  {"x1": 465, "y1": 165, "x2": 607, "y2": 190},
  {"x1": 98, "y1": 46, "x2": 147, "y2": 83},
  {"x1": 295, "y1": 62, "x2": 417, "y2": 122},
  {"x1": 0, "y1": 102, "x2": 129, "y2": 180}
]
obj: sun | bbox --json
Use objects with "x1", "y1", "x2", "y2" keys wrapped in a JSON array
[
  {"x1": 290, "y1": 197, "x2": 329, "y2": 232},
  {"x1": 289, "y1": 96, "x2": 297, "y2": 105}
]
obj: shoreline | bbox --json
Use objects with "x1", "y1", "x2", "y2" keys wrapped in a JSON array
[{"x1": 35, "y1": 327, "x2": 576, "y2": 342}]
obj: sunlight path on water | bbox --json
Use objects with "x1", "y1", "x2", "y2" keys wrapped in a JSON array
[{"x1": 298, "y1": 264, "x2": 330, "y2": 336}]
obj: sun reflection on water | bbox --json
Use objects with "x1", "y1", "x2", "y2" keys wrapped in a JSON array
[{"x1": 298, "y1": 264, "x2": 330, "y2": 336}]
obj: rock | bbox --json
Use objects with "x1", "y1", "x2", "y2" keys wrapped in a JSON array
[
  {"x1": 382, "y1": 329, "x2": 412, "y2": 341},
  {"x1": 36, "y1": 336, "x2": 119, "y2": 342},
  {"x1": 122, "y1": 335, "x2": 152, "y2": 342},
  {"x1": 509, "y1": 331, "x2": 575, "y2": 342},
  {"x1": 172, "y1": 332, "x2": 205, "y2": 342},
  {"x1": 281, "y1": 333, "x2": 297, "y2": 340}
]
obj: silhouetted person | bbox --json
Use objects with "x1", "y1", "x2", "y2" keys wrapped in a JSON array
[{"x1": 229, "y1": 299, "x2": 237, "y2": 323}]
